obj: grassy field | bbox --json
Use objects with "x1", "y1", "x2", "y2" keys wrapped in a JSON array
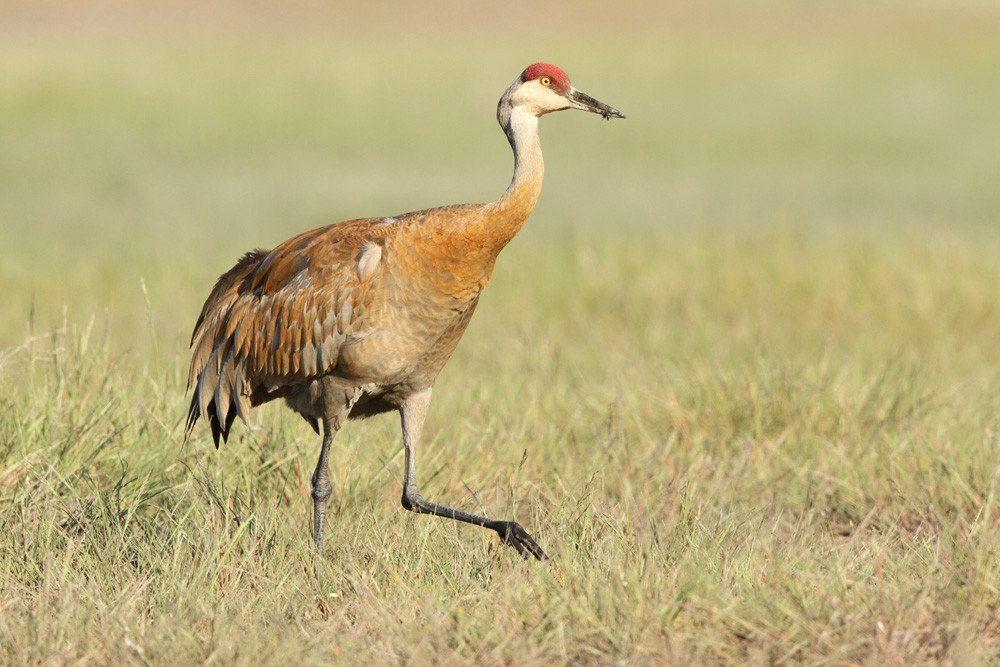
[{"x1": 3, "y1": 1, "x2": 1000, "y2": 663}]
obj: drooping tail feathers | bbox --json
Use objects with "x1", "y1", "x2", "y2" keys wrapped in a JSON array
[{"x1": 185, "y1": 249, "x2": 269, "y2": 447}]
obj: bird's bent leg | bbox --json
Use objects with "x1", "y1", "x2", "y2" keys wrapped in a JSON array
[
  {"x1": 311, "y1": 387, "x2": 363, "y2": 555},
  {"x1": 311, "y1": 418, "x2": 337, "y2": 554},
  {"x1": 399, "y1": 388, "x2": 548, "y2": 561}
]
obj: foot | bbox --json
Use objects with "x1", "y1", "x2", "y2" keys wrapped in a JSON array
[{"x1": 493, "y1": 521, "x2": 548, "y2": 561}]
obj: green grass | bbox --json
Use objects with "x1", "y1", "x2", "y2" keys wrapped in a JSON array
[{"x1": 3, "y1": 1, "x2": 1000, "y2": 663}]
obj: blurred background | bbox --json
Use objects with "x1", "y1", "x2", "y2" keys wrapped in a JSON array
[
  {"x1": 3, "y1": 4, "x2": 1000, "y2": 659},
  {"x1": 1, "y1": 0, "x2": 998, "y2": 361}
]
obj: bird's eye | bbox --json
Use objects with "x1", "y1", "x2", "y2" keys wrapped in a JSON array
[{"x1": 539, "y1": 76, "x2": 551, "y2": 87}]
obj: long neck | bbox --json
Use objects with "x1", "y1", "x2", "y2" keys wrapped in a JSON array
[{"x1": 480, "y1": 105, "x2": 544, "y2": 250}]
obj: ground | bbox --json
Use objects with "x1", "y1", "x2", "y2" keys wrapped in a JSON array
[{"x1": 2, "y1": 1, "x2": 1000, "y2": 663}]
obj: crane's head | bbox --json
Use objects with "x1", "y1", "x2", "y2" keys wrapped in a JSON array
[{"x1": 498, "y1": 63, "x2": 625, "y2": 125}]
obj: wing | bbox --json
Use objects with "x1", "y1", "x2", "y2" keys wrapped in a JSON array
[{"x1": 185, "y1": 217, "x2": 385, "y2": 446}]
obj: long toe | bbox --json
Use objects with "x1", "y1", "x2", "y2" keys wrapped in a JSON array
[{"x1": 496, "y1": 521, "x2": 549, "y2": 561}]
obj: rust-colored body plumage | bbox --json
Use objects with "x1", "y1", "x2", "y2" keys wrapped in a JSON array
[
  {"x1": 185, "y1": 63, "x2": 624, "y2": 559},
  {"x1": 186, "y1": 200, "x2": 531, "y2": 444}
]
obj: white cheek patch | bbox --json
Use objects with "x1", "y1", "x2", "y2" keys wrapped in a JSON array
[{"x1": 514, "y1": 80, "x2": 571, "y2": 116}]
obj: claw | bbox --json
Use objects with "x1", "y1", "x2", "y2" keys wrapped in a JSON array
[{"x1": 495, "y1": 521, "x2": 549, "y2": 561}]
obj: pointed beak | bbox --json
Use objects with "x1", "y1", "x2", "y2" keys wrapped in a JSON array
[{"x1": 566, "y1": 87, "x2": 626, "y2": 120}]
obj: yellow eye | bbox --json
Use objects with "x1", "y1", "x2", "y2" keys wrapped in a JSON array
[{"x1": 539, "y1": 76, "x2": 551, "y2": 86}]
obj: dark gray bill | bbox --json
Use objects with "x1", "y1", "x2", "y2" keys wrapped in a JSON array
[{"x1": 567, "y1": 87, "x2": 626, "y2": 120}]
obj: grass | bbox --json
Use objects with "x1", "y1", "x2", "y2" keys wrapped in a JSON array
[{"x1": 3, "y1": 0, "x2": 1000, "y2": 663}]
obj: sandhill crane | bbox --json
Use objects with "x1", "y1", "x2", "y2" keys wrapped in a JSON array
[{"x1": 185, "y1": 63, "x2": 624, "y2": 560}]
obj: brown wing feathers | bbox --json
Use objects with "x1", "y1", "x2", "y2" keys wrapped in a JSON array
[
  {"x1": 186, "y1": 250, "x2": 266, "y2": 445},
  {"x1": 185, "y1": 222, "x2": 376, "y2": 446}
]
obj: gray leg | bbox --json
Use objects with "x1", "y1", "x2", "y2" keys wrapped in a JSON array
[
  {"x1": 399, "y1": 388, "x2": 547, "y2": 560},
  {"x1": 311, "y1": 418, "x2": 336, "y2": 554},
  {"x1": 309, "y1": 385, "x2": 364, "y2": 555}
]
